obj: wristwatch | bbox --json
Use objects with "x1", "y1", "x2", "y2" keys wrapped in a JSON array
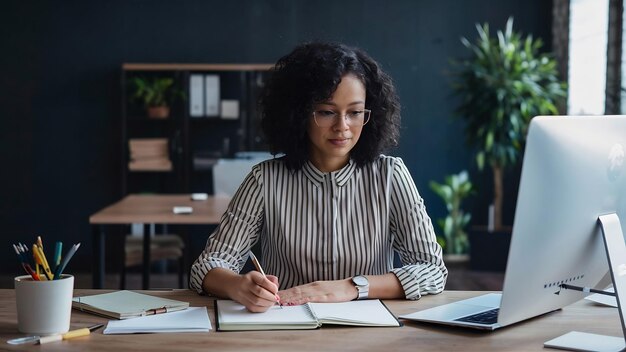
[{"x1": 351, "y1": 275, "x2": 369, "y2": 300}]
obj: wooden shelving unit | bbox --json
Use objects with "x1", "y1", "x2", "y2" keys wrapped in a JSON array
[{"x1": 121, "y1": 63, "x2": 272, "y2": 196}]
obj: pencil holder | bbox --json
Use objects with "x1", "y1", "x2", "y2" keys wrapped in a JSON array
[{"x1": 14, "y1": 274, "x2": 74, "y2": 335}]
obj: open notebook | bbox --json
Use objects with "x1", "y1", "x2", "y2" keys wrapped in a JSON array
[
  {"x1": 215, "y1": 299, "x2": 401, "y2": 331},
  {"x1": 73, "y1": 290, "x2": 189, "y2": 319}
]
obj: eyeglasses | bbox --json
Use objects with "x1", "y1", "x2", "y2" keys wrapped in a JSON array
[{"x1": 312, "y1": 109, "x2": 371, "y2": 127}]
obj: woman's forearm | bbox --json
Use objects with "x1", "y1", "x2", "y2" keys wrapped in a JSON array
[
  {"x1": 201, "y1": 267, "x2": 241, "y2": 298},
  {"x1": 367, "y1": 273, "x2": 405, "y2": 299}
]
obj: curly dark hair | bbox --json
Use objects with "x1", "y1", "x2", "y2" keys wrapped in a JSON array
[{"x1": 259, "y1": 42, "x2": 401, "y2": 170}]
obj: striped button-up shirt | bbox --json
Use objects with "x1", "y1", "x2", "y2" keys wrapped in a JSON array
[{"x1": 190, "y1": 155, "x2": 447, "y2": 299}]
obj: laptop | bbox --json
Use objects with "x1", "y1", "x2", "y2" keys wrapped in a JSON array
[
  {"x1": 400, "y1": 293, "x2": 503, "y2": 330},
  {"x1": 400, "y1": 116, "x2": 626, "y2": 330}
]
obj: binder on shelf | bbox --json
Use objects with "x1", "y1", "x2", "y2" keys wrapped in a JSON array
[
  {"x1": 189, "y1": 74, "x2": 204, "y2": 117},
  {"x1": 204, "y1": 74, "x2": 220, "y2": 117}
]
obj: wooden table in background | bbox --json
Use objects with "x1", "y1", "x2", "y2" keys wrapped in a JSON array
[
  {"x1": 1, "y1": 290, "x2": 622, "y2": 351},
  {"x1": 89, "y1": 194, "x2": 230, "y2": 289}
]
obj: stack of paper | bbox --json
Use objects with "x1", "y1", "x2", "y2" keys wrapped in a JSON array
[
  {"x1": 104, "y1": 307, "x2": 211, "y2": 334},
  {"x1": 128, "y1": 138, "x2": 172, "y2": 171}
]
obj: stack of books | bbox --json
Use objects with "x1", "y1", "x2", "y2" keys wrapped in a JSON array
[{"x1": 128, "y1": 138, "x2": 172, "y2": 171}]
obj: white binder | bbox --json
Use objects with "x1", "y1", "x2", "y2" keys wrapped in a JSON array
[
  {"x1": 204, "y1": 75, "x2": 220, "y2": 117},
  {"x1": 189, "y1": 75, "x2": 204, "y2": 117}
]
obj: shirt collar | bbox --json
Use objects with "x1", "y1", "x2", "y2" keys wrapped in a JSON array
[{"x1": 302, "y1": 159, "x2": 357, "y2": 187}]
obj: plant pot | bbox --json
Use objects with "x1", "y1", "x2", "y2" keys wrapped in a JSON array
[
  {"x1": 147, "y1": 106, "x2": 170, "y2": 119},
  {"x1": 468, "y1": 226, "x2": 512, "y2": 272}
]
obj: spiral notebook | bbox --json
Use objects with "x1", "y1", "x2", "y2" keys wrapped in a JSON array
[{"x1": 215, "y1": 299, "x2": 401, "y2": 331}]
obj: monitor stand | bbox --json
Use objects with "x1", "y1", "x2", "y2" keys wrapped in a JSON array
[{"x1": 544, "y1": 213, "x2": 626, "y2": 352}]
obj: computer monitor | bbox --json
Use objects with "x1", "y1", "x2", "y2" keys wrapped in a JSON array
[{"x1": 499, "y1": 115, "x2": 626, "y2": 327}]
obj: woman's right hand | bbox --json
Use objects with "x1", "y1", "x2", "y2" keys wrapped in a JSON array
[
  {"x1": 228, "y1": 271, "x2": 280, "y2": 313},
  {"x1": 202, "y1": 267, "x2": 280, "y2": 312}
]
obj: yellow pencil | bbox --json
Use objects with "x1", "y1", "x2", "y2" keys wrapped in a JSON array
[
  {"x1": 33, "y1": 244, "x2": 53, "y2": 280},
  {"x1": 36, "y1": 236, "x2": 44, "y2": 277},
  {"x1": 38, "y1": 324, "x2": 104, "y2": 344}
]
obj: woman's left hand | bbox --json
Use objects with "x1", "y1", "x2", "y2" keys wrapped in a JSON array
[{"x1": 278, "y1": 279, "x2": 357, "y2": 306}]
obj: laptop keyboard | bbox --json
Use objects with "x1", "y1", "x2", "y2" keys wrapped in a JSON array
[{"x1": 454, "y1": 308, "x2": 499, "y2": 325}]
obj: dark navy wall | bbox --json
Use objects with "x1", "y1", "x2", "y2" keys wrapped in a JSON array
[{"x1": 0, "y1": 0, "x2": 552, "y2": 275}]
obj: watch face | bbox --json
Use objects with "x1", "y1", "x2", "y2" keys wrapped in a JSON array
[{"x1": 353, "y1": 276, "x2": 368, "y2": 286}]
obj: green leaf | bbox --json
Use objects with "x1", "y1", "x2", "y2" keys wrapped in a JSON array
[
  {"x1": 130, "y1": 76, "x2": 185, "y2": 108},
  {"x1": 450, "y1": 16, "x2": 566, "y2": 226},
  {"x1": 430, "y1": 171, "x2": 474, "y2": 254}
]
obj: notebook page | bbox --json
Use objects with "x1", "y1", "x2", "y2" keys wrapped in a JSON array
[
  {"x1": 217, "y1": 300, "x2": 317, "y2": 325},
  {"x1": 308, "y1": 300, "x2": 400, "y2": 326},
  {"x1": 103, "y1": 307, "x2": 211, "y2": 334}
]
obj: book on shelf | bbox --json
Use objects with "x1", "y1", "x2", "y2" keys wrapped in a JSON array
[
  {"x1": 130, "y1": 146, "x2": 168, "y2": 156},
  {"x1": 215, "y1": 299, "x2": 401, "y2": 331},
  {"x1": 128, "y1": 159, "x2": 172, "y2": 171},
  {"x1": 128, "y1": 138, "x2": 171, "y2": 171},
  {"x1": 72, "y1": 290, "x2": 189, "y2": 320},
  {"x1": 129, "y1": 138, "x2": 169, "y2": 149},
  {"x1": 130, "y1": 151, "x2": 169, "y2": 160}
]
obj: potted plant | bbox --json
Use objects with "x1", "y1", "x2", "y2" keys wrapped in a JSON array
[
  {"x1": 130, "y1": 76, "x2": 184, "y2": 119},
  {"x1": 429, "y1": 171, "x2": 473, "y2": 264},
  {"x1": 452, "y1": 17, "x2": 566, "y2": 230},
  {"x1": 451, "y1": 17, "x2": 566, "y2": 271}
]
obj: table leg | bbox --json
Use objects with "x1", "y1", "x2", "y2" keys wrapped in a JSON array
[
  {"x1": 143, "y1": 224, "x2": 151, "y2": 289},
  {"x1": 92, "y1": 225, "x2": 105, "y2": 289}
]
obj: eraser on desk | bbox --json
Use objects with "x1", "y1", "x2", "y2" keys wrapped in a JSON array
[
  {"x1": 191, "y1": 193, "x2": 208, "y2": 201},
  {"x1": 173, "y1": 206, "x2": 193, "y2": 214}
]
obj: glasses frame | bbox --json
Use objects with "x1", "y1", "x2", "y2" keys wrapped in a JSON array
[{"x1": 312, "y1": 109, "x2": 372, "y2": 128}]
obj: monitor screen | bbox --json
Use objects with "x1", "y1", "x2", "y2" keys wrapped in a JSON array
[{"x1": 498, "y1": 115, "x2": 626, "y2": 327}]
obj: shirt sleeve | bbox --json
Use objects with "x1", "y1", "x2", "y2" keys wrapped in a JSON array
[
  {"x1": 388, "y1": 158, "x2": 448, "y2": 300},
  {"x1": 189, "y1": 166, "x2": 265, "y2": 293}
]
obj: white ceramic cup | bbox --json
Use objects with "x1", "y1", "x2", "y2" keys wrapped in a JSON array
[{"x1": 14, "y1": 274, "x2": 74, "y2": 335}]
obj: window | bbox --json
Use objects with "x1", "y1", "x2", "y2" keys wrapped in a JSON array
[{"x1": 568, "y1": 0, "x2": 609, "y2": 115}]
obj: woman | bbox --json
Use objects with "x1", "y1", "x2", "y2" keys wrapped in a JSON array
[{"x1": 190, "y1": 42, "x2": 447, "y2": 312}]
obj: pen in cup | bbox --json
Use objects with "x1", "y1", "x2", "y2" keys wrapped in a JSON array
[
  {"x1": 32, "y1": 244, "x2": 53, "y2": 280},
  {"x1": 54, "y1": 243, "x2": 80, "y2": 279},
  {"x1": 53, "y1": 241, "x2": 63, "y2": 272},
  {"x1": 249, "y1": 252, "x2": 282, "y2": 308},
  {"x1": 36, "y1": 236, "x2": 45, "y2": 277},
  {"x1": 12, "y1": 244, "x2": 40, "y2": 281}
]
